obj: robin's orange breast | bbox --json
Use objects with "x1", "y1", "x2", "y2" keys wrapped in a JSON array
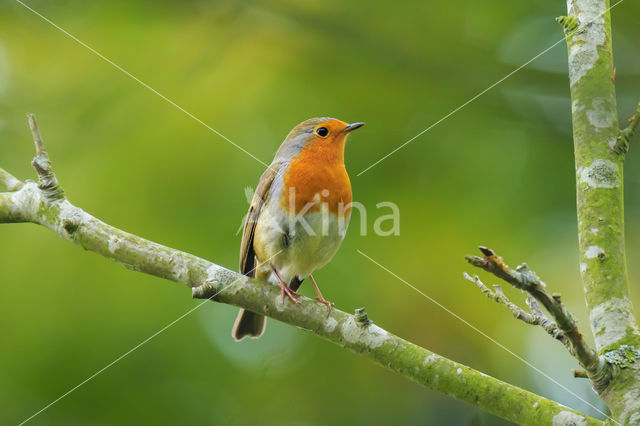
[{"x1": 281, "y1": 140, "x2": 352, "y2": 217}]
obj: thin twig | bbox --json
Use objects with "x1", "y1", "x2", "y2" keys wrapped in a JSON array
[
  {"x1": 574, "y1": 369, "x2": 589, "y2": 379},
  {"x1": 463, "y1": 273, "x2": 571, "y2": 350},
  {"x1": 28, "y1": 113, "x2": 45, "y2": 155},
  {"x1": 525, "y1": 296, "x2": 567, "y2": 345},
  {"x1": 26, "y1": 114, "x2": 64, "y2": 201},
  {"x1": 463, "y1": 273, "x2": 536, "y2": 324},
  {"x1": 0, "y1": 168, "x2": 23, "y2": 191},
  {"x1": 612, "y1": 101, "x2": 640, "y2": 155},
  {"x1": 465, "y1": 246, "x2": 610, "y2": 391}
]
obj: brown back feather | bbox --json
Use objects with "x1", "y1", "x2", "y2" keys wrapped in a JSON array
[{"x1": 239, "y1": 163, "x2": 281, "y2": 276}]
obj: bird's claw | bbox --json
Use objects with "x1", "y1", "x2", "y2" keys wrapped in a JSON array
[
  {"x1": 315, "y1": 297, "x2": 334, "y2": 314},
  {"x1": 280, "y1": 285, "x2": 301, "y2": 305},
  {"x1": 271, "y1": 265, "x2": 301, "y2": 305}
]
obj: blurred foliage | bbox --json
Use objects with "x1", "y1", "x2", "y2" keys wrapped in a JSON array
[{"x1": 1, "y1": 0, "x2": 639, "y2": 424}]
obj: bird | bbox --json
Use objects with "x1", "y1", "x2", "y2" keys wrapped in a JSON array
[{"x1": 232, "y1": 117, "x2": 364, "y2": 341}]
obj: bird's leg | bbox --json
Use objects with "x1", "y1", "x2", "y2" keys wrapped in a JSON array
[
  {"x1": 309, "y1": 274, "x2": 334, "y2": 313},
  {"x1": 271, "y1": 265, "x2": 301, "y2": 305}
]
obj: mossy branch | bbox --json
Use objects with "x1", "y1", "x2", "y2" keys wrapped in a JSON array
[
  {"x1": 564, "y1": 0, "x2": 640, "y2": 422},
  {"x1": 612, "y1": 101, "x2": 640, "y2": 155},
  {"x1": 0, "y1": 116, "x2": 603, "y2": 426}
]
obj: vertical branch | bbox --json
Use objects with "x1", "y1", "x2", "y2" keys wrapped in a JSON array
[
  {"x1": 565, "y1": 0, "x2": 640, "y2": 422},
  {"x1": 566, "y1": 0, "x2": 638, "y2": 354}
]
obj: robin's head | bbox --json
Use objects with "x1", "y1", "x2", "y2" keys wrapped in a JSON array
[{"x1": 275, "y1": 117, "x2": 364, "y2": 162}]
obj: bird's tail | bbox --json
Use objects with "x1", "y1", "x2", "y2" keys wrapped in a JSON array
[{"x1": 232, "y1": 309, "x2": 266, "y2": 341}]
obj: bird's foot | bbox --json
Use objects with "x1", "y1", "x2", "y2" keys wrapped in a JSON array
[
  {"x1": 289, "y1": 289, "x2": 302, "y2": 298},
  {"x1": 315, "y1": 296, "x2": 334, "y2": 313},
  {"x1": 271, "y1": 265, "x2": 301, "y2": 305},
  {"x1": 278, "y1": 280, "x2": 301, "y2": 305},
  {"x1": 309, "y1": 274, "x2": 333, "y2": 313}
]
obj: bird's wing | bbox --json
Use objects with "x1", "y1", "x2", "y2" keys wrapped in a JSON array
[{"x1": 239, "y1": 163, "x2": 281, "y2": 277}]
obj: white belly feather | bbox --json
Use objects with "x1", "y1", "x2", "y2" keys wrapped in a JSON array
[{"x1": 253, "y1": 178, "x2": 350, "y2": 284}]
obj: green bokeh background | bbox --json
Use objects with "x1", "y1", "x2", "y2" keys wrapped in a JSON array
[{"x1": 1, "y1": 1, "x2": 640, "y2": 424}]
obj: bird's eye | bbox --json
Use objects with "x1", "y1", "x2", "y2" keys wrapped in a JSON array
[{"x1": 316, "y1": 127, "x2": 329, "y2": 137}]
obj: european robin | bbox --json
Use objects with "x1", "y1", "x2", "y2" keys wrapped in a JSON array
[{"x1": 232, "y1": 117, "x2": 364, "y2": 341}]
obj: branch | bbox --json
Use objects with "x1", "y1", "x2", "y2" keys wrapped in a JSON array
[
  {"x1": 565, "y1": 0, "x2": 639, "y2": 351},
  {"x1": 612, "y1": 101, "x2": 640, "y2": 155},
  {"x1": 0, "y1": 168, "x2": 23, "y2": 192},
  {"x1": 574, "y1": 369, "x2": 589, "y2": 379},
  {"x1": 0, "y1": 117, "x2": 603, "y2": 426},
  {"x1": 463, "y1": 272, "x2": 535, "y2": 323},
  {"x1": 465, "y1": 247, "x2": 610, "y2": 391},
  {"x1": 27, "y1": 113, "x2": 64, "y2": 201},
  {"x1": 463, "y1": 273, "x2": 569, "y2": 348},
  {"x1": 564, "y1": 0, "x2": 640, "y2": 421}
]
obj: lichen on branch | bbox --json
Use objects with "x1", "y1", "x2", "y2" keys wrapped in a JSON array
[{"x1": 564, "y1": 0, "x2": 640, "y2": 422}]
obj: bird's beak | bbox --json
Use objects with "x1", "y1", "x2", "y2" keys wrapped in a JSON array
[{"x1": 343, "y1": 122, "x2": 365, "y2": 133}]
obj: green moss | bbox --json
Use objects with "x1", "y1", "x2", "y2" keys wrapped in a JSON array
[
  {"x1": 37, "y1": 199, "x2": 59, "y2": 224},
  {"x1": 556, "y1": 16, "x2": 579, "y2": 32},
  {"x1": 567, "y1": 2, "x2": 640, "y2": 422},
  {"x1": 354, "y1": 307, "x2": 372, "y2": 326},
  {"x1": 600, "y1": 333, "x2": 640, "y2": 355},
  {"x1": 62, "y1": 219, "x2": 79, "y2": 235}
]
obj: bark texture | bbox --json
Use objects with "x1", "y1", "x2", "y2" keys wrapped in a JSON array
[{"x1": 565, "y1": 0, "x2": 640, "y2": 423}]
